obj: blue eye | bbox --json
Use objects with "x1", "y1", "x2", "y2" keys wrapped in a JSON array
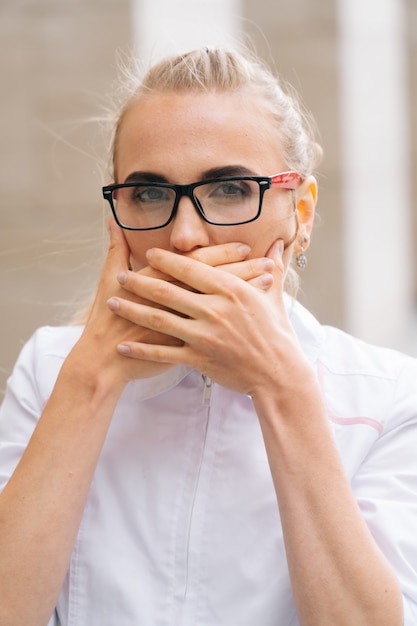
[
  {"x1": 212, "y1": 182, "x2": 249, "y2": 198},
  {"x1": 130, "y1": 186, "x2": 171, "y2": 204}
]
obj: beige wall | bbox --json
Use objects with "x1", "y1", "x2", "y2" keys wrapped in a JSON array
[
  {"x1": 409, "y1": 0, "x2": 417, "y2": 281},
  {"x1": 0, "y1": 1, "x2": 131, "y2": 396},
  {"x1": 243, "y1": 0, "x2": 343, "y2": 326},
  {"x1": 245, "y1": 0, "x2": 417, "y2": 348},
  {"x1": 1, "y1": 0, "x2": 416, "y2": 398}
]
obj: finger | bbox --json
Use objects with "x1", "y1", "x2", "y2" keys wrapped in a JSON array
[
  {"x1": 187, "y1": 242, "x2": 251, "y2": 266},
  {"x1": 139, "y1": 242, "x2": 252, "y2": 289},
  {"x1": 133, "y1": 256, "x2": 274, "y2": 294},
  {"x1": 106, "y1": 218, "x2": 131, "y2": 273},
  {"x1": 128, "y1": 242, "x2": 252, "y2": 285},
  {"x1": 145, "y1": 248, "x2": 241, "y2": 295},
  {"x1": 117, "y1": 341, "x2": 193, "y2": 368},
  {"x1": 263, "y1": 239, "x2": 286, "y2": 300},
  {"x1": 247, "y1": 273, "x2": 274, "y2": 291},
  {"x1": 139, "y1": 265, "x2": 173, "y2": 281},
  {"x1": 108, "y1": 296, "x2": 192, "y2": 343},
  {"x1": 217, "y1": 257, "x2": 274, "y2": 280},
  {"x1": 265, "y1": 239, "x2": 285, "y2": 267},
  {"x1": 110, "y1": 275, "x2": 200, "y2": 322},
  {"x1": 89, "y1": 220, "x2": 132, "y2": 311}
]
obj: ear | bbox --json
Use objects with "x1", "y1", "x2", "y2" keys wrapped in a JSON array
[{"x1": 295, "y1": 175, "x2": 317, "y2": 250}]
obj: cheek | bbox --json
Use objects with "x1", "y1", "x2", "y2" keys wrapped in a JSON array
[
  {"x1": 124, "y1": 231, "x2": 171, "y2": 270},
  {"x1": 239, "y1": 211, "x2": 298, "y2": 259}
]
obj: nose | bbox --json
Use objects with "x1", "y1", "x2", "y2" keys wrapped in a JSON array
[{"x1": 169, "y1": 195, "x2": 210, "y2": 253}]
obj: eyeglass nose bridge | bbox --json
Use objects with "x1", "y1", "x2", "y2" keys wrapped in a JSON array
[{"x1": 171, "y1": 182, "x2": 206, "y2": 221}]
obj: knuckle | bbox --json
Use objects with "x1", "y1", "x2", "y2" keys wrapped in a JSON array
[
  {"x1": 198, "y1": 329, "x2": 219, "y2": 354},
  {"x1": 177, "y1": 256, "x2": 195, "y2": 279},
  {"x1": 148, "y1": 309, "x2": 165, "y2": 330},
  {"x1": 226, "y1": 280, "x2": 246, "y2": 301},
  {"x1": 152, "y1": 279, "x2": 170, "y2": 300},
  {"x1": 247, "y1": 259, "x2": 259, "y2": 275}
]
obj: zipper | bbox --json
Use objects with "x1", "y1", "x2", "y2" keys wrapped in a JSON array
[
  {"x1": 180, "y1": 375, "x2": 212, "y2": 603},
  {"x1": 201, "y1": 375, "x2": 213, "y2": 407}
]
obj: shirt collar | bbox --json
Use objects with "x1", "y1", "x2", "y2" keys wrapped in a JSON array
[
  {"x1": 284, "y1": 293, "x2": 325, "y2": 364},
  {"x1": 130, "y1": 294, "x2": 324, "y2": 401}
]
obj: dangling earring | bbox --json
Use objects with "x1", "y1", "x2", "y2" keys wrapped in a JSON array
[
  {"x1": 296, "y1": 251, "x2": 307, "y2": 269},
  {"x1": 295, "y1": 236, "x2": 309, "y2": 269}
]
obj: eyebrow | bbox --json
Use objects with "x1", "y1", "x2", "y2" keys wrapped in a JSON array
[
  {"x1": 122, "y1": 165, "x2": 258, "y2": 185},
  {"x1": 123, "y1": 172, "x2": 169, "y2": 184},
  {"x1": 200, "y1": 165, "x2": 258, "y2": 180}
]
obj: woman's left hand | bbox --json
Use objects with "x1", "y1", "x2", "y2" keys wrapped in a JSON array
[{"x1": 107, "y1": 239, "x2": 305, "y2": 396}]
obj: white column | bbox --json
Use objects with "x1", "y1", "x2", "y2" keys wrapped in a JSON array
[
  {"x1": 131, "y1": 0, "x2": 242, "y2": 63},
  {"x1": 337, "y1": 0, "x2": 413, "y2": 348}
]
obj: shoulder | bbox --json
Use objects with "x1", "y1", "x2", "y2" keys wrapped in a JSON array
[
  {"x1": 289, "y1": 295, "x2": 417, "y2": 380},
  {"x1": 16, "y1": 325, "x2": 84, "y2": 371},
  {"x1": 320, "y1": 323, "x2": 417, "y2": 379},
  {"x1": 319, "y1": 324, "x2": 417, "y2": 430},
  {"x1": 289, "y1": 298, "x2": 417, "y2": 428},
  {"x1": 27, "y1": 324, "x2": 84, "y2": 356},
  {"x1": 7, "y1": 325, "x2": 84, "y2": 404},
  {"x1": 0, "y1": 326, "x2": 84, "y2": 470}
]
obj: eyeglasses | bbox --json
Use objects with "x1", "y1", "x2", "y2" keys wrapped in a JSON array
[{"x1": 102, "y1": 171, "x2": 302, "y2": 231}]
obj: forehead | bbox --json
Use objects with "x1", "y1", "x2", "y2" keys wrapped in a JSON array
[{"x1": 115, "y1": 91, "x2": 284, "y2": 180}]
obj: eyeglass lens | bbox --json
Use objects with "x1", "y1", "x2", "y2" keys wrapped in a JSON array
[{"x1": 111, "y1": 179, "x2": 262, "y2": 229}]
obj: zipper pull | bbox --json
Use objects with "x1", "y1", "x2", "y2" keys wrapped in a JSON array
[{"x1": 202, "y1": 376, "x2": 213, "y2": 407}]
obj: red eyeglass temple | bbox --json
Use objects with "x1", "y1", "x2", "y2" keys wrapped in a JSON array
[{"x1": 270, "y1": 171, "x2": 303, "y2": 189}]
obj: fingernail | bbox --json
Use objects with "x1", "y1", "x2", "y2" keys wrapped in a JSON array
[
  {"x1": 117, "y1": 344, "x2": 130, "y2": 355},
  {"x1": 107, "y1": 298, "x2": 119, "y2": 311},
  {"x1": 259, "y1": 273, "x2": 273, "y2": 287},
  {"x1": 145, "y1": 248, "x2": 154, "y2": 260},
  {"x1": 117, "y1": 272, "x2": 127, "y2": 285},
  {"x1": 238, "y1": 244, "x2": 251, "y2": 257},
  {"x1": 261, "y1": 258, "x2": 275, "y2": 271},
  {"x1": 277, "y1": 240, "x2": 284, "y2": 256}
]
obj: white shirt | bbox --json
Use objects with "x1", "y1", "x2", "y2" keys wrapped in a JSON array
[{"x1": 1, "y1": 298, "x2": 417, "y2": 625}]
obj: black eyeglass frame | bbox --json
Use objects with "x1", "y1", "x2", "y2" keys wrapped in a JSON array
[{"x1": 102, "y1": 171, "x2": 303, "y2": 231}]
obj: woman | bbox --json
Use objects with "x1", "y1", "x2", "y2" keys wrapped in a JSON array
[{"x1": 1, "y1": 47, "x2": 416, "y2": 626}]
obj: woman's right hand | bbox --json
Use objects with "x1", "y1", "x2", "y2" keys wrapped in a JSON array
[{"x1": 72, "y1": 220, "x2": 182, "y2": 386}]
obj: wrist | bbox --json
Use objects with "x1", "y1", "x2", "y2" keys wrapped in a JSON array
[{"x1": 59, "y1": 339, "x2": 128, "y2": 406}]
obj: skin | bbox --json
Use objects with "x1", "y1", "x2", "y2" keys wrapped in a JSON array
[
  {"x1": 114, "y1": 91, "x2": 314, "y2": 271},
  {"x1": 0, "y1": 90, "x2": 403, "y2": 626}
]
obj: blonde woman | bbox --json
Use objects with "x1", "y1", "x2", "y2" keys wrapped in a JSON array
[{"x1": 0, "y1": 48, "x2": 416, "y2": 626}]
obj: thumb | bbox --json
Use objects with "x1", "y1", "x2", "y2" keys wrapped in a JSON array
[
  {"x1": 106, "y1": 218, "x2": 131, "y2": 271},
  {"x1": 264, "y1": 239, "x2": 285, "y2": 299},
  {"x1": 265, "y1": 239, "x2": 284, "y2": 267}
]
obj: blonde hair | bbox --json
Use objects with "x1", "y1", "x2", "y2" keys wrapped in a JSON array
[
  {"x1": 111, "y1": 47, "x2": 322, "y2": 180},
  {"x1": 73, "y1": 47, "x2": 322, "y2": 324}
]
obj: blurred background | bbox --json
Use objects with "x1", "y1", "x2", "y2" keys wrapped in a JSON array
[{"x1": 0, "y1": 0, "x2": 416, "y2": 397}]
